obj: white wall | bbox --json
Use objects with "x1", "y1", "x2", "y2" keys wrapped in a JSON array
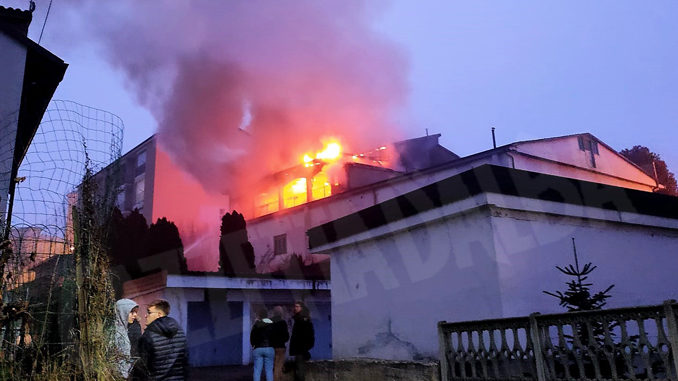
[
  {"x1": 0, "y1": 32, "x2": 27, "y2": 221},
  {"x1": 330, "y1": 207, "x2": 503, "y2": 360},
  {"x1": 492, "y1": 209, "x2": 678, "y2": 317},
  {"x1": 327, "y1": 196, "x2": 678, "y2": 361}
]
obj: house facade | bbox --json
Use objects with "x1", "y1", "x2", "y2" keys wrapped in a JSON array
[
  {"x1": 245, "y1": 133, "x2": 659, "y2": 273},
  {"x1": 307, "y1": 164, "x2": 678, "y2": 361},
  {"x1": 105, "y1": 132, "x2": 659, "y2": 275},
  {"x1": 107, "y1": 131, "x2": 669, "y2": 365},
  {"x1": 0, "y1": 5, "x2": 66, "y2": 224}
]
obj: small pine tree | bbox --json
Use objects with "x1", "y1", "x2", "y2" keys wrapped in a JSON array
[
  {"x1": 543, "y1": 238, "x2": 614, "y2": 312},
  {"x1": 543, "y1": 235, "x2": 617, "y2": 376}
]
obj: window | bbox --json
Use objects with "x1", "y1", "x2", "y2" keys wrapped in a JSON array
[
  {"x1": 577, "y1": 136, "x2": 599, "y2": 155},
  {"x1": 115, "y1": 185, "x2": 126, "y2": 209},
  {"x1": 137, "y1": 150, "x2": 147, "y2": 168},
  {"x1": 577, "y1": 136, "x2": 599, "y2": 168},
  {"x1": 255, "y1": 191, "x2": 280, "y2": 217},
  {"x1": 283, "y1": 178, "x2": 307, "y2": 208},
  {"x1": 274, "y1": 234, "x2": 287, "y2": 255},
  {"x1": 134, "y1": 175, "x2": 145, "y2": 209},
  {"x1": 310, "y1": 172, "x2": 332, "y2": 201},
  {"x1": 577, "y1": 136, "x2": 585, "y2": 150},
  {"x1": 589, "y1": 140, "x2": 599, "y2": 155}
]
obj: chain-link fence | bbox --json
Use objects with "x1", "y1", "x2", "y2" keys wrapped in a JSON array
[{"x1": 1, "y1": 100, "x2": 123, "y2": 379}]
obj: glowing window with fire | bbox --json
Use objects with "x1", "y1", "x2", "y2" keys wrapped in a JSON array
[
  {"x1": 283, "y1": 178, "x2": 307, "y2": 208},
  {"x1": 274, "y1": 234, "x2": 287, "y2": 255},
  {"x1": 255, "y1": 192, "x2": 280, "y2": 216},
  {"x1": 252, "y1": 140, "x2": 389, "y2": 218}
]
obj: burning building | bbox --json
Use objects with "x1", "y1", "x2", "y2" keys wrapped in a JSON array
[
  {"x1": 100, "y1": 131, "x2": 661, "y2": 276},
  {"x1": 237, "y1": 134, "x2": 458, "y2": 219},
  {"x1": 242, "y1": 132, "x2": 661, "y2": 273},
  {"x1": 96, "y1": 130, "x2": 668, "y2": 366}
]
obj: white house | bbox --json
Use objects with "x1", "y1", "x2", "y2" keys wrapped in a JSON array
[
  {"x1": 107, "y1": 131, "x2": 669, "y2": 366},
  {"x1": 307, "y1": 164, "x2": 678, "y2": 361},
  {"x1": 99, "y1": 132, "x2": 660, "y2": 275},
  {"x1": 0, "y1": 5, "x2": 66, "y2": 224},
  {"x1": 245, "y1": 133, "x2": 659, "y2": 273}
]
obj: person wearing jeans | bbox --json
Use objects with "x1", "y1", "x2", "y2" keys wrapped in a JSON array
[{"x1": 251, "y1": 308, "x2": 275, "y2": 381}]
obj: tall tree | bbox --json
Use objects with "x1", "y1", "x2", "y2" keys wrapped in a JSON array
[
  {"x1": 148, "y1": 217, "x2": 187, "y2": 274},
  {"x1": 108, "y1": 209, "x2": 189, "y2": 296},
  {"x1": 108, "y1": 208, "x2": 149, "y2": 281},
  {"x1": 107, "y1": 208, "x2": 148, "y2": 296},
  {"x1": 620, "y1": 145, "x2": 677, "y2": 196},
  {"x1": 219, "y1": 211, "x2": 256, "y2": 276}
]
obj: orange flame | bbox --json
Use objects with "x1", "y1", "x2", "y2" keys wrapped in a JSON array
[
  {"x1": 302, "y1": 140, "x2": 343, "y2": 165},
  {"x1": 317, "y1": 142, "x2": 341, "y2": 160}
]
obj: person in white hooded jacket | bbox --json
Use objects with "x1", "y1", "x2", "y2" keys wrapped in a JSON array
[{"x1": 114, "y1": 298, "x2": 139, "y2": 379}]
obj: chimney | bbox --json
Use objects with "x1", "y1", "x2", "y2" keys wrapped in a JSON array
[{"x1": 0, "y1": 5, "x2": 33, "y2": 37}]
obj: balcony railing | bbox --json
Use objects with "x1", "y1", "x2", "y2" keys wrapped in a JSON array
[{"x1": 438, "y1": 300, "x2": 678, "y2": 381}]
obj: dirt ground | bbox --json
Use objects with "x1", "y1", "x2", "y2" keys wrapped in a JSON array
[{"x1": 189, "y1": 365, "x2": 253, "y2": 381}]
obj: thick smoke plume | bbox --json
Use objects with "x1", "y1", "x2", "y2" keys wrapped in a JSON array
[{"x1": 60, "y1": 1, "x2": 409, "y2": 195}]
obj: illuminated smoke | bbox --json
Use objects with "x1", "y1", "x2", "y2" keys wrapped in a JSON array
[{"x1": 59, "y1": 0, "x2": 410, "y2": 195}]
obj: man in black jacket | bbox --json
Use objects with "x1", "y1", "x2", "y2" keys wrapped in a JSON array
[
  {"x1": 136, "y1": 299, "x2": 187, "y2": 380},
  {"x1": 289, "y1": 301, "x2": 314, "y2": 381}
]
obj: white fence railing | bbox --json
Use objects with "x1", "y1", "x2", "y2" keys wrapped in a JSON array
[{"x1": 438, "y1": 300, "x2": 678, "y2": 381}]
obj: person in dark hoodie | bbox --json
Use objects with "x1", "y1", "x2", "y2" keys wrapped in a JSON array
[
  {"x1": 128, "y1": 305, "x2": 142, "y2": 359},
  {"x1": 289, "y1": 301, "x2": 314, "y2": 381},
  {"x1": 250, "y1": 308, "x2": 274, "y2": 381},
  {"x1": 270, "y1": 306, "x2": 289, "y2": 381},
  {"x1": 136, "y1": 299, "x2": 187, "y2": 380}
]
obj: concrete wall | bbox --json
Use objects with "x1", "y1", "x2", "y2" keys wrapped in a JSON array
[
  {"x1": 491, "y1": 206, "x2": 678, "y2": 317},
  {"x1": 0, "y1": 32, "x2": 27, "y2": 221},
  {"x1": 330, "y1": 205, "x2": 502, "y2": 360},
  {"x1": 326, "y1": 194, "x2": 678, "y2": 361}
]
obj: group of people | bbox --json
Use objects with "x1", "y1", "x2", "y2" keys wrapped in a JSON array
[
  {"x1": 113, "y1": 298, "x2": 314, "y2": 381},
  {"x1": 250, "y1": 301, "x2": 315, "y2": 381},
  {"x1": 114, "y1": 298, "x2": 188, "y2": 380}
]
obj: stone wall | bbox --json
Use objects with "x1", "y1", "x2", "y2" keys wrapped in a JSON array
[{"x1": 282, "y1": 359, "x2": 440, "y2": 381}]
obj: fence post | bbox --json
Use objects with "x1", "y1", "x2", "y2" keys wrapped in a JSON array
[
  {"x1": 529, "y1": 313, "x2": 547, "y2": 381},
  {"x1": 663, "y1": 300, "x2": 678, "y2": 379},
  {"x1": 438, "y1": 321, "x2": 449, "y2": 381}
]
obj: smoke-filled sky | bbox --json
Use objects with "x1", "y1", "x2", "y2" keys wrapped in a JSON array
[{"x1": 7, "y1": 0, "x2": 678, "y2": 190}]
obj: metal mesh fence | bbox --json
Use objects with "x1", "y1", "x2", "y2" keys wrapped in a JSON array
[{"x1": 1, "y1": 100, "x2": 123, "y2": 376}]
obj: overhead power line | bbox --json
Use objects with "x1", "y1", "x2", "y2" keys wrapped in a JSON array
[{"x1": 38, "y1": 0, "x2": 54, "y2": 44}]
